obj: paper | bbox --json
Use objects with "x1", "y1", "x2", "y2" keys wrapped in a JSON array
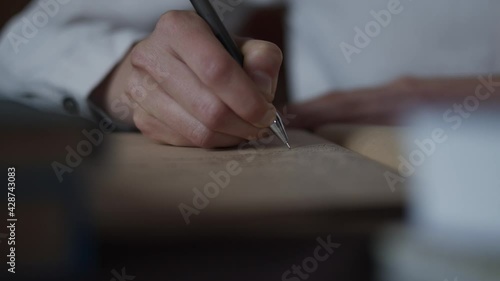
[
  {"x1": 90, "y1": 129, "x2": 403, "y2": 230},
  {"x1": 315, "y1": 124, "x2": 407, "y2": 170}
]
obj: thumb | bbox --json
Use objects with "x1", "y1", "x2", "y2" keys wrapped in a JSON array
[{"x1": 237, "y1": 38, "x2": 283, "y2": 102}]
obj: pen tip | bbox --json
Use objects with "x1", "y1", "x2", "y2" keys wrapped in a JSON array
[{"x1": 286, "y1": 142, "x2": 291, "y2": 149}]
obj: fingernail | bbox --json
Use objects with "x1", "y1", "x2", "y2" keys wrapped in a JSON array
[
  {"x1": 251, "y1": 71, "x2": 273, "y2": 101},
  {"x1": 256, "y1": 104, "x2": 277, "y2": 128}
]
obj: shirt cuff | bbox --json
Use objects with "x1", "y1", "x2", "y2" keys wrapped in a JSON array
[{"x1": 44, "y1": 25, "x2": 147, "y2": 121}]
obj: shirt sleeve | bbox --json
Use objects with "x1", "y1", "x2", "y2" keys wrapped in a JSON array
[
  {"x1": 0, "y1": 0, "x2": 188, "y2": 120},
  {"x1": 0, "y1": 0, "x2": 279, "y2": 120}
]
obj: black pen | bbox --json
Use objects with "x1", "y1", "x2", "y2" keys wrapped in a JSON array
[{"x1": 189, "y1": 0, "x2": 290, "y2": 149}]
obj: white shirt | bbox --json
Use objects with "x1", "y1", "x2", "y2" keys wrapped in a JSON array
[{"x1": 0, "y1": 0, "x2": 498, "y2": 119}]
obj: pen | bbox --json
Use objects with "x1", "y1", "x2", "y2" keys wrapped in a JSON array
[{"x1": 189, "y1": 0, "x2": 290, "y2": 149}]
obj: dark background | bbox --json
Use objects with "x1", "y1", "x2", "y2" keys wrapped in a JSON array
[{"x1": 0, "y1": 1, "x2": 31, "y2": 28}]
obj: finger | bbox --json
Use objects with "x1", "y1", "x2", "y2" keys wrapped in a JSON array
[
  {"x1": 237, "y1": 38, "x2": 283, "y2": 102},
  {"x1": 126, "y1": 73, "x2": 244, "y2": 148},
  {"x1": 155, "y1": 11, "x2": 276, "y2": 128},
  {"x1": 129, "y1": 47, "x2": 262, "y2": 140},
  {"x1": 132, "y1": 105, "x2": 193, "y2": 146}
]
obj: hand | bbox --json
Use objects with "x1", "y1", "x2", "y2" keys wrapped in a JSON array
[
  {"x1": 91, "y1": 11, "x2": 283, "y2": 148},
  {"x1": 287, "y1": 76, "x2": 496, "y2": 129}
]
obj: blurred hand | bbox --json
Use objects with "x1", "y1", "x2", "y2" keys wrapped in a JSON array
[
  {"x1": 93, "y1": 11, "x2": 283, "y2": 148},
  {"x1": 287, "y1": 77, "x2": 480, "y2": 129}
]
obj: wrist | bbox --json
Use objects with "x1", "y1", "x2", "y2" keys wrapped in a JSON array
[{"x1": 89, "y1": 49, "x2": 135, "y2": 125}]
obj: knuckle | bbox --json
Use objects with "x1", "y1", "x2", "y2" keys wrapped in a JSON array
[
  {"x1": 200, "y1": 55, "x2": 234, "y2": 86},
  {"x1": 130, "y1": 44, "x2": 150, "y2": 69},
  {"x1": 125, "y1": 79, "x2": 138, "y2": 100},
  {"x1": 130, "y1": 49, "x2": 164, "y2": 93},
  {"x1": 157, "y1": 11, "x2": 181, "y2": 31},
  {"x1": 147, "y1": 64, "x2": 170, "y2": 86},
  {"x1": 156, "y1": 10, "x2": 191, "y2": 34},
  {"x1": 129, "y1": 46, "x2": 164, "y2": 93},
  {"x1": 126, "y1": 77, "x2": 146, "y2": 102}
]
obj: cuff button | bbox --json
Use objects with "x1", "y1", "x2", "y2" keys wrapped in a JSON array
[{"x1": 63, "y1": 97, "x2": 79, "y2": 115}]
